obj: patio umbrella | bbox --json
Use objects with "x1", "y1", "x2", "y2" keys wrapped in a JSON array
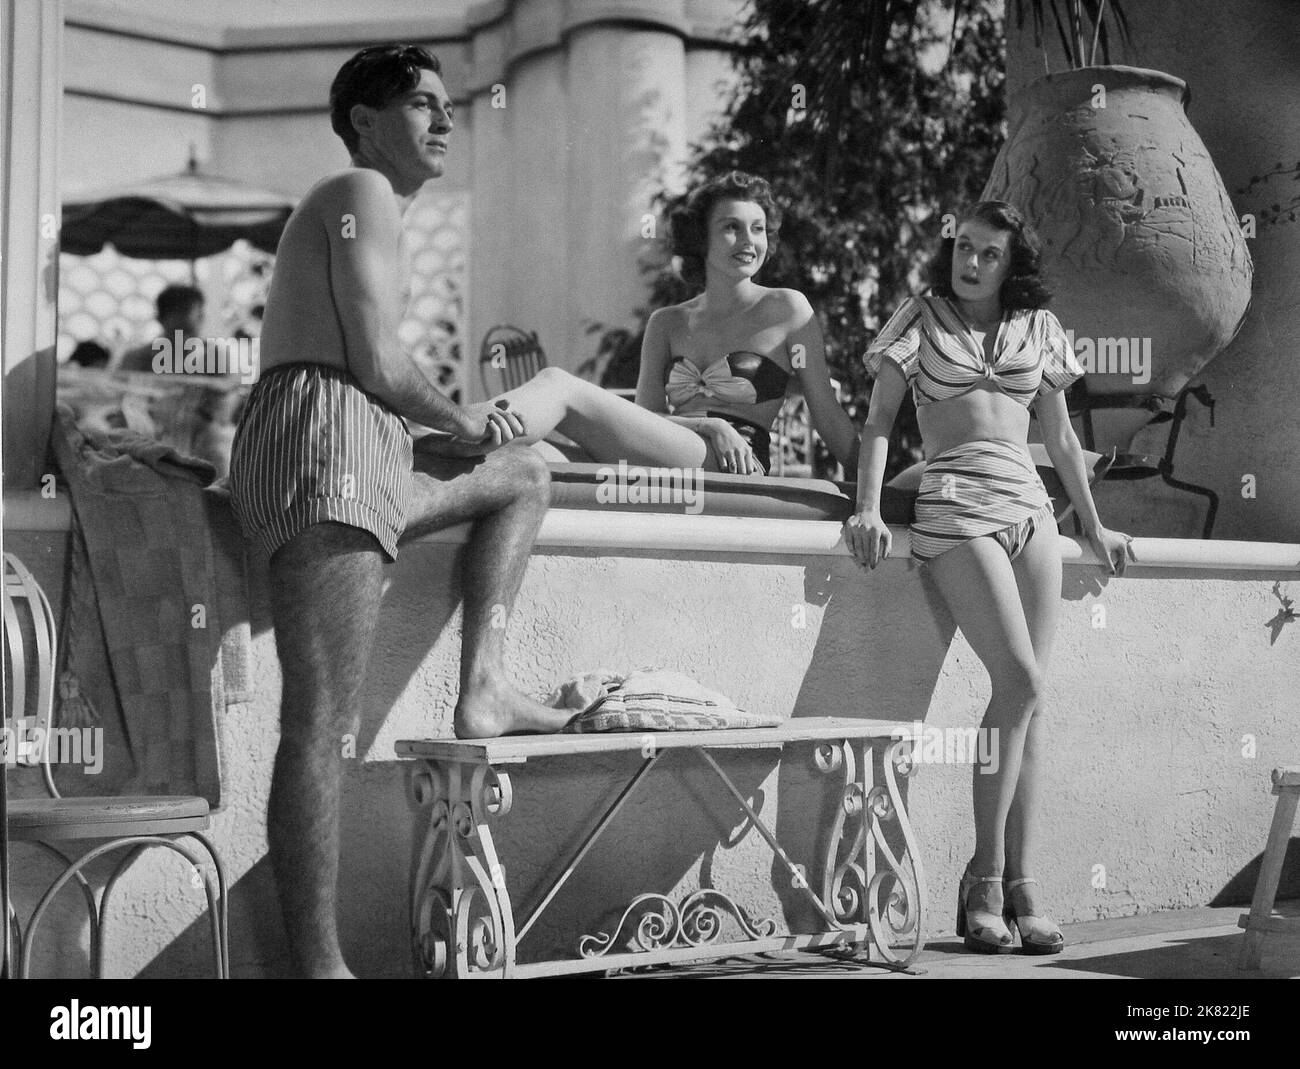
[{"x1": 60, "y1": 152, "x2": 296, "y2": 260}]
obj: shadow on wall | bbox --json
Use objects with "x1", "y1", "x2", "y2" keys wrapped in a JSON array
[
  {"x1": 323, "y1": 547, "x2": 975, "y2": 973},
  {"x1": 1211, "y1": 843, "x2": 1300, "y2": 909},
  {"x1": 140, "y1": 857, "x2": 288, "y2": 979},
  {"x1": 773, "y1": 556, "x2": 956, "y2": 937}
]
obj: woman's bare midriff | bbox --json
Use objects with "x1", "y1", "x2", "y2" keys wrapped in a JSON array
[
  {"x1": 672, "y1": 397, "x2": 786, "y2": 431},
  {"x1": 917, "y1": 382, "x2": 1033, "y2": 460}
]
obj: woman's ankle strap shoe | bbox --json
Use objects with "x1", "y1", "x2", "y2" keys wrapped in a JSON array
[
  {"x1": 956, "y1": 870, "x2": 1013, "y2": 954},
  {"x1": 1003, "y1": 877, "x2": 1065, "y2": 955}
]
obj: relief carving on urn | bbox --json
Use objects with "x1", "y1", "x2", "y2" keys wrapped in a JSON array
[{"x1": 984, "y1": 65, "x2": 1252, "y2": 404}]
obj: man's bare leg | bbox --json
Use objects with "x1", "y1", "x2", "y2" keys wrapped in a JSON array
[
  {"x1": 404, "y1": 442, "x2": 574, "y2": 737},
  {"x1": 267, "y1": 522, "x2": 384, "y2": 978}
]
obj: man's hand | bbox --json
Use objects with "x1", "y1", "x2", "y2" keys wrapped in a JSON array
[{"x1": 426, "y1": 400, "x2": 527, "y2": 456}]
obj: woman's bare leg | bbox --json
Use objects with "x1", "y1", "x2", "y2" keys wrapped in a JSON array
[
  {"x1": 1004, "y1": 520, "x2": 1063, "y2": 881},
  {"x1": 491, "y1": 367, "x2": 710, "y2": 468},
  {"x1": 926, "y1": 537, "x2": 1044, "y2": 879}
]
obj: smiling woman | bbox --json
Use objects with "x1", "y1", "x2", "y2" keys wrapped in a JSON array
[{"x1": 413, "y1": 171, "x2": 862, "y2": 479}]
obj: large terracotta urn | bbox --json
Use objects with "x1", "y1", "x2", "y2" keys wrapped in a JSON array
[{"x1": 983, "y1": 66, "x2": 1252, "y2": 404}]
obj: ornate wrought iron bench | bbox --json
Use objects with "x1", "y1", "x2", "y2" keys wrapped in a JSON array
[{"x1": 397, "y1": 717, "x2": 926, "y2": 978}]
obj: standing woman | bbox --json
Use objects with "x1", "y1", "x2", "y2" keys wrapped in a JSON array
[{"x1": 844, "y1": 201, "x2": 1133, "y2": 954}]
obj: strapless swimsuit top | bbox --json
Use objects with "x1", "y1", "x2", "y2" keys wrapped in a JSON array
[
  {"x1": 864, "y1": 296, "x2": 1085, "y2": 408},
  {"x1": 665, "y1": 351, "x2": 791, "y2": 408}
]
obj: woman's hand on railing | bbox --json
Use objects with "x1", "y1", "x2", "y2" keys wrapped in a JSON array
[
  {"x1": 1084, "y1": 524, "x2": 1136, "y2": 576},
  {"x1": 844, "y1": 508, "x2": 892, "y2": 570}
]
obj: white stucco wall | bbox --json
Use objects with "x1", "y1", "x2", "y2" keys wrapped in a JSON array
[{"x1": 6, "y1": 508, "x2": 1299, "y2": 977}]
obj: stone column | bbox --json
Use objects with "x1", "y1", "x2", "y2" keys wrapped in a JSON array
[
  {"x1": 503, "y1": 47, "x2": 571, "y2": 380},
  {"x1": 2, "y1": 0, "x2": 62, "y2": 489},
  {"x1": 462, "y1": 0, "x2": 743, "y2": 399},
  {"x1": 563, "y1": 24, "x2": 688, "y2": 379}
]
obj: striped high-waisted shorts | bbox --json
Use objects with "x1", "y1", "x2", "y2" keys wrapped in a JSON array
[
  {"x1": 228, "y1": 362, "x2": 413, "y2": 561},
  {"x1": 910, "y1": 439, "x2": 1056, "y2": 566}
]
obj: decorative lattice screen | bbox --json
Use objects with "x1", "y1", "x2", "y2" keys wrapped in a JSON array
[{"x1": 58, "y1": 189, "x2": 468, "y2": 399}]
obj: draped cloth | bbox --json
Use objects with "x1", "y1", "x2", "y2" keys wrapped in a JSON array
[
  {"x1": 909, "y1": 439, "x2": 1054, "y2": 565},
  {"x1": 50, "y1": 407, "x2": 251, "y2": 806}
]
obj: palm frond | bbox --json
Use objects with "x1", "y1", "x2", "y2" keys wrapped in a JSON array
[{"x1": 1009, "y1": 0, "x2": 1130, "y2": 68}]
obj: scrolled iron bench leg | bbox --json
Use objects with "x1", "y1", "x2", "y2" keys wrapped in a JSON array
[
  {"x1": 816, "y1": 736, "x2": 925, "y2": 967},
  {"x1": 411, "y1": 759, "x2": 518, "y2": 978}
]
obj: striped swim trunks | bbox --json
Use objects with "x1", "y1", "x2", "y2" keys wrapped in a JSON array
[
  {"x1": 228, "y1": 362, "x2": 413, "y2": 562},
  {"x1": 910, "y1": 439, "x2": 1056, "y2": 566}
]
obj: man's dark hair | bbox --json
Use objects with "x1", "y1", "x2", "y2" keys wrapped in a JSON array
[
  {"x1": 929, "y1": 200, "x2": 1052, "y2": 310},
  {"x1": 668, "y1": 171, "x2": 782, "y2": 290},
  {"x1": 329, "y1": 44, "x2": 442, "y2": 155},
  {"x1": 156, "y1": 284, "x2": 204, "y2": 323},
  {"x1": 68, "y1": 340, "x2": 110, "y2": 368}
]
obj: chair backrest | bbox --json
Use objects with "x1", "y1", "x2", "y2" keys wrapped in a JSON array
[
  {"x1": 479, "y1": 325, "x2": 548, "y2": 395},
  {"x1": 771, "y1": 394, "x2": 814, "y2": 478},
  {"x1": 2, "y1": 554, "x2": 59, "y2": 798}
]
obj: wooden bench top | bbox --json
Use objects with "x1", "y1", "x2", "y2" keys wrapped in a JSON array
[{"x1": 396, "y1": 716, "x2": 913, "y2": 764}]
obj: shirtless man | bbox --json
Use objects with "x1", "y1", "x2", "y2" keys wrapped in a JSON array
[{"x1": 228, "y1": 44, "x2": 572, "y2": 979}]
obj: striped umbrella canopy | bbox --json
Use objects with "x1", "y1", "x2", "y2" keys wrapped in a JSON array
[{"x1": 61, "y1": 153, "x2": 296, "y2": 260}]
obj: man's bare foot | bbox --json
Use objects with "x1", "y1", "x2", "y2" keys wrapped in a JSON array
[{"x1": 454, "y1": 679, "x2": 574, "y2": 738}]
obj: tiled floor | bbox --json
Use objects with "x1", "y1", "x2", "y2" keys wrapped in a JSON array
[{"x1": 611, "y1": 902, "x2": 1300, "y2": 979}]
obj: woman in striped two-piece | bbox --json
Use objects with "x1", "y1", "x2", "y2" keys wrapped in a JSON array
[{"x1": 844, "y1": 201, "x2": 1134, "y2": 955}]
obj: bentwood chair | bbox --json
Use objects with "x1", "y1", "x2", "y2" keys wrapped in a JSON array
[
  {"x1": 480, "y1": 324, "x2": 548, "y2": 395},
  {"x1": 1, "y1": 553, "x2": 228, "y2": 978}
]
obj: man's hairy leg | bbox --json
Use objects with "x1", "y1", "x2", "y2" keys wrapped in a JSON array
[
  {"x1": 267, "y1": 522, "x2": 384, "y2": 978},
  {"x1": 404, "y1": 443, "x2": 573, "y2": 736}
]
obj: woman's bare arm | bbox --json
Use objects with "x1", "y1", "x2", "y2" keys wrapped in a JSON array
[
  {"x1": 855, "y1": 362, "x2": 907, "y2": 513},
  {"x1": 782, "y1": 290, "x2": 859, "y2": 476},
  {"x1": 1035, "y1": 387, "x2": 1134, "y2": 573},
  {"x1": 1033, "y1": 388, "x2": 1102, "y2": 534}
]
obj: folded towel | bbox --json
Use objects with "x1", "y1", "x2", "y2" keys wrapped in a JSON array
[{"x1": 550, "y1": 668, "x2": 783, "y2": 734}]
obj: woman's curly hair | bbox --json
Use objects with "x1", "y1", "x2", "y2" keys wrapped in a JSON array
[
  {"x1": 929, "y1": 200, "x2": 1052, "y2": 310},
  {"x1": 668, "y1": 171, "x2": 781, "y2": 290}
]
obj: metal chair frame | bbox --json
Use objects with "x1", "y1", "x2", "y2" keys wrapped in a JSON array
[
  {"x1": 1, "y1": 552, "x2": 228, "y2": 978},
  {"x1": 479, "y1": 325, "x2": 548, "y2": 396},
  {"x1": 1069, "y1": 382, "x2": 1220, "y2": 538}
]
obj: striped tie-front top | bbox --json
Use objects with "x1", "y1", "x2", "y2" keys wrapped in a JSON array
[{"x1": 864, "y1": 296, "x2": 1085, "y2": 408}]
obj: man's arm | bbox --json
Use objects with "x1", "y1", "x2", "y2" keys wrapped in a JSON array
[{"x1": 323, "y1": 170, "x2": 475, "y2": 436}]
